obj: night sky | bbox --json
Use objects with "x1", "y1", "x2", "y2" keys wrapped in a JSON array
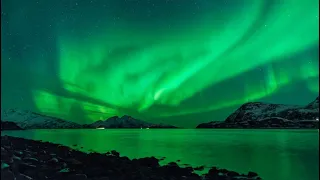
[{"x1": 1, "y1": 0, "x2": 319, "y2": 127}]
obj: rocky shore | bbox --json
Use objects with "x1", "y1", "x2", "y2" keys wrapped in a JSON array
[{"x1": 1, "y1": 136, "x2": 261, "y2": 180}]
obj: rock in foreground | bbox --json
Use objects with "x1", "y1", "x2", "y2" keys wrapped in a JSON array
[
  {"x1": 197, "y1": 97, "x2": 319, "y2": 129},
  {"x1": 1, "y1": 136, "x2": 261, "y2": 180}
]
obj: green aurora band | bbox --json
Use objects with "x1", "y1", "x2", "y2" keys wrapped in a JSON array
[{"x1": 1, "y1": 0, "x2": 319, "y2": 127}]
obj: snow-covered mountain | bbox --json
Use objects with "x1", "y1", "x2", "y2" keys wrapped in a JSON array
[
  {"x1": 306, "y1": 96, "x2": 319, "y2": 109},
  {"x1": 84, "y1": 115, "x2": 177, "y2": 128},
  {"x1": 1, "y1": 109, "x2": 177, "y2": 129},
  {"x1": 197, "y1": 97, "x2": 319, "y2": 128},
  {"x1": 1, "y1": 108, "x2": 82, "y2": 129}
]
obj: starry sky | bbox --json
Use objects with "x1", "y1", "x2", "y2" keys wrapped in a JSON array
[{"x1": 1, "y1": 0, "x2": 319, "y2": 127}]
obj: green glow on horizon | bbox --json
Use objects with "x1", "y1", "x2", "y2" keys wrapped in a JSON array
[{"x1": 32, "y1": 90, "x2": 119, "y2": 122}]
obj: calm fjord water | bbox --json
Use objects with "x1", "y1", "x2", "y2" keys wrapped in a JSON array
[{"x1": 2, "y1": 129, "x2": 319, "y2": 180}]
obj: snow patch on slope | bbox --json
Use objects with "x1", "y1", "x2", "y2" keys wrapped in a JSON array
[
  {"x1": 1, "y1": 108, "x2": 82, "y2": 129},
  {"x1": 225, "y1": 97, "x2": 319, "y2": 123}
]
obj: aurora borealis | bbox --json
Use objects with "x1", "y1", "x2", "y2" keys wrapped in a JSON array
[{"x1": 1, "y1": 0, "x2": 319, "y2": 127}]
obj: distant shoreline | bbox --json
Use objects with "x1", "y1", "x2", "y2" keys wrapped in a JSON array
[{"x1": 1, "y1": 127, "x2": 318, "y2": 131}]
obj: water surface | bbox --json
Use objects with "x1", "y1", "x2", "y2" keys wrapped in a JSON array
[{"x1": 2, "y1": 129, "x2": 319, "y2": 180}]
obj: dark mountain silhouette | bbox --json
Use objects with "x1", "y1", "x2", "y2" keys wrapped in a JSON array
[
  {"x1": 84, "y1": 115, "x2": 178, "y2": 129},
  {"x1": 1, "y1": 121, "x2": 23, "y2": 130}
]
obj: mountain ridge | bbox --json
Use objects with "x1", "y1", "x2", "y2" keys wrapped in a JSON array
[
  {"x1": 1, "y1": 108, "x2": 83, "y2": 129},
  {"x1": 1, "y1": 109, "x2": 177, "y2": 129},
  {"x1": 196, "y1": 96, "x2": 319, "y2": 129},
  {"x1": 1, "y1": 121, "x2": 23, "y2": 130},
  {"x1": 83, "y1": 115, "x2": 178, "y2": 128}
]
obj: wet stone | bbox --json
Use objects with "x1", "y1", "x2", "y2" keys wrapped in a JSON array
[
  {"x1": 18, "y1": 163, "x2": 36, "y2": 173},
  {"x1": 248, "y1": 171, "x2": 258, "y2": 177},
  {"x1": 227, "y1": 171, "x2": 240, "y2": 177},
  {"x1": 47, "y1": 157, "x2": 59, "y2": 165},
  {"x1": 23, "y1": 157, "x2": 39, "y2": 164},
  {"x1": 1, "y1": 162, "x2": 10, "y2": 170},
  {"x1": 66, "y1": 174, "x2": 88, "y2": 180},
  {"x1": 1, "y1": 147, "x2": 7, "y2": 154},
  {"x1": 13, "y1": 155, "x2": 22, "y2": 162},
  {"x1": 14, "y1": 150, "x2": 24, "y2": 157},
  {"x1": 1, "y1": 169, "x2": 15, "y2": 180},
  {"x1": 193, "y1": 166, "x2": 204, "y2": 171},
  {"x1": 16, "y1": 173, "x2": 33, "y2": 180}
]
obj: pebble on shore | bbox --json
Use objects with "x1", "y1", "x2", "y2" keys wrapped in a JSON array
[{"x1": 1, "y1": 135, "x2": 262, "y2": 180}]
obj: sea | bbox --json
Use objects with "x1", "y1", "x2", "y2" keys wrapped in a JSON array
[{"x1": 2, "y1": 129, "x2": 319, "y2": 180}]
